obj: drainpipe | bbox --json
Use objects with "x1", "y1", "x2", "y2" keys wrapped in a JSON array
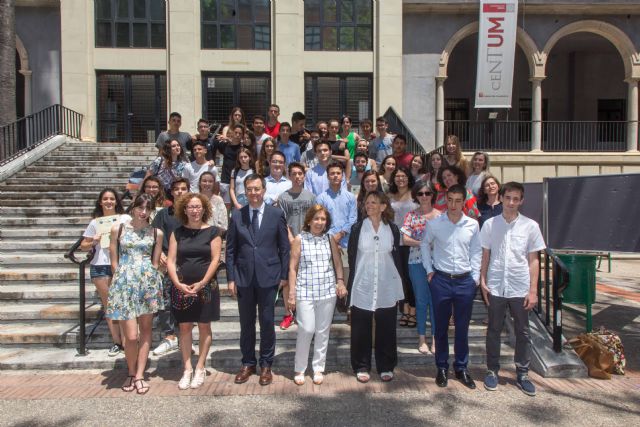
[{"x1": 165, "y1": 0, "x2": 171, "y2": 116}]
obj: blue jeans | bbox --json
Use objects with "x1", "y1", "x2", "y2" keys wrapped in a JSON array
[
  {"x1": 429, "y1": 272, "x2": 477, "y2": 371},
  {"x1": 408, "y1": 263, "x2": 435, "y2": 336}
]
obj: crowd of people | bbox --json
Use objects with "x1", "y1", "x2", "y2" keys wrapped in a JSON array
[{"x1": 81, "y1": 105, "x2": 545, "y2": 397}]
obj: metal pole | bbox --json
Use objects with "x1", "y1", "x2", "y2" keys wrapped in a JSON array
[{"x1": 78, "y1": 260, "x2": 87, "y2": 356}]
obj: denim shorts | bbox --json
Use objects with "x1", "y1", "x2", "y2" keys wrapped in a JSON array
[{"x1": 90, "y1": 264, "x2": 113, "y2": 279}]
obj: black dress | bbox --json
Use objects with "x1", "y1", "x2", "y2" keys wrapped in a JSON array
[{"x1": 171, "y1": 225, "x2": 220, "y2": 323}]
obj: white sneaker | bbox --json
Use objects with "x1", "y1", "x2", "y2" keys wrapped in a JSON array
[
  {"x1": 178, "y1": 370, "x2": 193, "y2": 390},
  {"x1": 152, "y1": 337, "x2": 178, "y2": 356},
  {"x1": 191, "y1": 369, "x2": 206, "y2": 389}
]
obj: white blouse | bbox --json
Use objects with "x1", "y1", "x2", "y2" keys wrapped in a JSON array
[{"x1": 350, "y1": 219, "x2": 404, "y2": 311}]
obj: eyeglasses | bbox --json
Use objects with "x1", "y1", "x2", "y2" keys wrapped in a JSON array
[{"x1": 417, "y1": 192, "x2": 432, "y2": 196}]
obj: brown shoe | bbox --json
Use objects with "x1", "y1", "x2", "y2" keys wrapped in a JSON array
[
  {"x1": 234, "y1": 365, "x2": 256, "y2": 384},
  {"x1": 259, "y1": 367, "x2": 273, "y2": 386}
]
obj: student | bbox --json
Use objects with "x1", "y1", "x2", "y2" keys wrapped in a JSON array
[
  {"x1": 265, "y1": 104, "x2": 281, "y2": 138},
  {"x1": 444, "y1": 134, "x2": 469, "y2": 174},
  {"x1": 155, "y1": 112, "x2": 192, "y2": 152},
  {"x1": 392, "y1": 134, "x2": 414, "y2": 169},
  {"x1": 359, "y1": 118, "x2": 375, "y2": 142},
  {"x1": 264, "y1": 151, "x2": 292, "y2": 205},
  {"x1": 466, "y1": 152, "x2": 491, "y2": 197},
  {"x1": 480, "y1": 182, "x2": 546, "y2": 396},
  {"x1": 256, "y1": 137, "x2": 276, "y2": 177},
  {"x1": 300, "y1": 130, "x2": 321, "y2": 170},
  {"x1": 421, "y1": 184, "x2": 481, "y2": 390},
  {"x1": 290, "y1": 111, "x2": 311, "y2": 152},
  {"x1": 230, "y1": 147, "x2": 256, "y2": 210},
  {"x1": 277, "y1": 122, "x2": 301, "y2": 166},
  {"x1": 346, "y1": 153, "x2": 370, "y2": 194},
  {"x1": 370, "y1": 117, "x2": 394, "y2": 165},
  {"x1": 150, "y1": 179, "x2": 190, "y2": 356},
  {"x1": 216, "y1": 124, "x2": 245, "y2": 209},
  {"x1": 188, "y1": 118, "x2": 217, "y2": 162},
  {"x1": 337, "y1": 115, "x2": 362, "y2": 159},
  {"x1": 182, "y1": 140, "x2": 218, "y2": 193},
  {"x1": 220, "y1": 107, "x2": 247, "y2": 142},
  {"x1": 277, "y1": 162, "x2": 317, "y2": 331},
  {"x1": 146, "y1": 139, "x2": 189, "y2": 194},
  {"x1": 304, "y1": 140, "x2": 346, "y2": 196},
  {"x1": 252, "y1": 115, "x2": 270, "y2": 155},
  {"x1": 328, "y1": 118, "x2": 350, "y2": 165}
]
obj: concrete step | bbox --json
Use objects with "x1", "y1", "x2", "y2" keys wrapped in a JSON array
[
  {"x1": 0, "y1": 184, "x2": 128, "y2": 192},
  {"x1": 0, "y1": 191, "x2": 106, "y2": 200},
  {"x1": 1, "y1": 206, "x2": 95, "y2": 217},
  {"x1": 0, "y1": 228, "x2": 85, "y2": 239},
  {"x1": 0, "y1": 216, "x2": 89, "y2": 226},
  {"x1": 0, "y1": 267, "x2": 80, "y2": 282},
  {"x1": 23, "y1": 166, "x2": 145, "y2": 173},
  {"x1": 33, "y1": 160, "x2": 152, "y2": 167},
  {"x1": 10, "y1": 172, "x2": 131, "y2": 180},
  {"x1": 0, "y1": 341, "x2": 516, "y2": 371},
  {"x1": 0, "y1": 253, "x2": 70, "y2": 266},
  {"x1": 0, "y1": 239, "x2": 77, "y2": 251},
  {"x1": 0, "y1": 285, "x2": 97, "y2": 301},
  {"x1": 0, "y1": 199, "x2": 94, "y2": 207},
  {"x1": 3, "y1": 178, "x2": 131, "y2": 186},
  {"x1": 43, "y1": 155, "x2": 156, "y2": 161}
]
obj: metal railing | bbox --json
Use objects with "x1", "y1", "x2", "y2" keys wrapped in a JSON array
[
  {"x1": 443, "y1": 120, "x2": 629, "y2": 152},
  {"x1": 444, "y1": 120, "x2": 532, "y2": 151},
  {"x1": 542, "y1": 121, "x2": 626, "y2": 151},
  {"x1": 64, "y1": 237, "x2": 95, "y2": 356},
  {"x1": 383, "y1": 106, "x2": 427, "y2": 155},
  {"x1": 0, "y1": 104, "x2": 83, "y2": 166},
  {"x1": 535, "y1": 248, "x2": 571, "y2": 353}
]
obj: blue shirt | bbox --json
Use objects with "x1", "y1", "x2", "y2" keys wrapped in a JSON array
[
  {"x1": 304, "y1": 163, "x2": 347, "y2": 196},
  {"x1": 278, "y1": 140, "x2": 301, "y2": 166},
  {"x1": 478, "y1": 202, "x2": 503, "y2": 229},
  {"x1": 316, "y1": 187, "x2": 357, "y2": 248}
]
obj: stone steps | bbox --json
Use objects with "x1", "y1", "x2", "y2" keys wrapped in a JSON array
[
  {"x1": 22, "y1": 166, "x2": 146, "y2": 173},
  {"x1": 0, "y1": 184, "x2": 129, "y2": 192},
  {"x1": 0, "y1": 192, "x2": 103, "y2": 200},
  {"x1": 0, "y1": 285, "x2": 96, "y2": 301},
  {"x1": 3, "y1": 177, "x2": 131, "y2": 185},
  {"x1": 0, "y1": 228, "x2": 86, "y2": 239},
  {"x1": 0, "y1": 240, "x2": 78, "y2": 251},
  {"x1": 0, "y1": 216, "x2": 90, "y2": 226},
  {"x1": 1, "y1": 199, "x2": 98, "y2": 207},
  {"x1": 1, "y1": 206, "x2": 95, "y2": 216}
]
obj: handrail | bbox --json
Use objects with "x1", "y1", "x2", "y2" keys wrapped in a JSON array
[
  {"x1": 0, "y1": 104, "x2": 83, "y2": 166},
  {"x1": 64, "y1": 236, "x2": 94, "y2": 356},
  {"x1": 535, "y1": 248, "x2": 571, "y2": 352},
  {"x1": 382, "y1": 106, "x2": 426, "y2": 156}
]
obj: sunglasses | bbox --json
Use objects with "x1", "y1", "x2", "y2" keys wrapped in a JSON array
[{"x1": 417, "y1": 191, "x2": 433, "y2": 196}]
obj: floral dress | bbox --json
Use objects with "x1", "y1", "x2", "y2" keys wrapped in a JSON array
[
  {"x1": 107, "y1": 224, "x2": 163, "y2": 320},
  {"x1": 149, "y1": 157, "x2": 187, "y2": 192}
]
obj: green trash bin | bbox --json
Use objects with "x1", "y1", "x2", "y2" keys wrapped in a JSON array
[{"x1": 558, "y1": 254, "x2": 597, "y2": 305}]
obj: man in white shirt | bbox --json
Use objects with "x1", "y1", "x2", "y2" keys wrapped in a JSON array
[
  {"x1": 421, "y1": 184, "x2": 481, "y2": 389},
  {"x1": 480, "y1": 181, "x2": 546, "y2": 396},
  {"x1": 182, "y1": 140, "x2": 218, "y2": 193},
  {"x1": 264, "y1": 151, "x2": 292, "y2": 205}
]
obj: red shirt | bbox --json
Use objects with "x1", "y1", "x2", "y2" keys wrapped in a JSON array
[
  {"x1": 394, "y1": 152, "x2": 414, "y2": 169},
  {"x1": 265, "y1": 121, "x2": 281, "y2": 138}
]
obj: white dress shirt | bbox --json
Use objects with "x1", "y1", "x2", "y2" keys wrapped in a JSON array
[
  {"x1": 480, "y1": 213, "x2": 546, "y2": 298},
  {"x1": 351, "y1": 219, "x2": 404, "y2": 310},
  {"x1": 265, "y1": 175, "x2": 292, "y2": 205},
  {"x1": 421, "y1": 213, "x2": 482, "y2": 283}
]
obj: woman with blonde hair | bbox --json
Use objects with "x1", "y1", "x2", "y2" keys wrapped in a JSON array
[
  {"x1": 288, "y1": 205, "x2": 347, "y2": 386},
  {"x1": 466, "y1": 152, "x2": 491, "y2": 197},
  {"x1": 444, "y1": 135, "x2": 468, "y2": 175}
]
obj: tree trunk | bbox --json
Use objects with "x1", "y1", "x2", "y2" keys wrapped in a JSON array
[{"x1": 0, "y1": 0, "x2": 16, "y2": 126}]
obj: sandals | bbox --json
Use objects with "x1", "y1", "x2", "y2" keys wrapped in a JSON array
[
  {"x1": 134, "y1": 378, "x2": 149, "y2": 395},
  {"x1": 294, "y1": 372, "x2": 305, "y2": 386},
  {"x1": 406, "y1": 314, "x2": 417, "y2": 328},
  {"x1": 356, "y1": 372, "x2": 370, "y2": 383},
  {"x1": 312, "y1": 372, "x2": 324, "y2": 385},
  {"x1": 121, "y1": 375, "x2": 135, "y2": 392},
  {"x1": 380, "y1": 371, "x2": 394, "y2": 382},
  {"x1": 399, "y1": 313, "x2": 409, "y2": 327}
]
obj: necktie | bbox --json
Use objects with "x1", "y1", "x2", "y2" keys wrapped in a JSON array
[{"x1": 251, "y1": 209, "x2": 259, "y2": 236}]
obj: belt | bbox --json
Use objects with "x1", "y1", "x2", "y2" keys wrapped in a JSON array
[{"x1": 434, "y1": 269, "x2": 471, "y2": 280}]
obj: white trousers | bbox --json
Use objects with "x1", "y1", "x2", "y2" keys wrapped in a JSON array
[{"x1": 294, "y1": 296, "x2": 337, "y2": 373}]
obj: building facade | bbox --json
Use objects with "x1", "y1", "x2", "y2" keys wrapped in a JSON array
[{"x1": 13, "y1": 0, "x2": 640, "y2": 157}]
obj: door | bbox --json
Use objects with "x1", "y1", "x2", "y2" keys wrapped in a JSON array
[{"x1": 97, "y1": 72, "x2": 166, "y2": 142}]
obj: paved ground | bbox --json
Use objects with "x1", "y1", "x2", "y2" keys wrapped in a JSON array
[{"x1": 0, "y1": 259, "x2": 638, "y2": 426}]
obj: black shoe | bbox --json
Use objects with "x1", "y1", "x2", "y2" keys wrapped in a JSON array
[
  {"x1": 436, "y1": 368, "x2": 448, "y2": 387},
  {"x1": 455, "y1": 370, "x2": 476, "y2": 389}
]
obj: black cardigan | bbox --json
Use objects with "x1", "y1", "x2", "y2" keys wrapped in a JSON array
[{"x1": 346, "y1": 219, "x2": 404, "y2": 306}]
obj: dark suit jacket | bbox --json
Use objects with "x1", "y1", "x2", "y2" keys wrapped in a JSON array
[{"x1": 226, "y1": 204, "x2": 290, "y2": 288}]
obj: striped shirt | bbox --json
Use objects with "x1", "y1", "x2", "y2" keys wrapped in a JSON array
[{"x1": 295, "y1": 232, "x2": 337, "y2": 301}]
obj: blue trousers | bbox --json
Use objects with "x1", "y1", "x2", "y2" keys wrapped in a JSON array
[
  {"x1": 408, "y1": 263, "x2": 435, "y2": 336},
  {"x1": 429, "y1": 272, "x2": 477, "y2": 371},
  {"x1": 237, "y1": 276, "x2": 278, "y2": 368}
]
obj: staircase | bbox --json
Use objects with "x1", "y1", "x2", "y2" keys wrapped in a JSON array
[{"x1": 0, "y1": 140, "x2": 514, "y2": 370}]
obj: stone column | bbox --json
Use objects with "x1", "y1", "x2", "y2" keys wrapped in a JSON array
[
  {"x1": 530, "y1": 77, "x2": 543, "y2": 151},
  {"x1": 626, "y1": 78, "x2": 639, "y2": 152},
  {"x1": 435, "y1": 76, "x2": 446, "y2": 147},
  {"x1": 19, "y1": 69, "x2": 32, "y2": 116}
]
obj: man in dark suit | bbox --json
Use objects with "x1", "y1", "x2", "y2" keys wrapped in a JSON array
[{"x1": 226, "y1": 173, "x2": 290, "y2": 385}]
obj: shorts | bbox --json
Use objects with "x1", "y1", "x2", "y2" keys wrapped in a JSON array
[
  {"x1": 219, "y1": 183, "x2": 230, "y2": 204},
  {"x1": 90, "y1": 264, "x2": 113, "y2": 279}
]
